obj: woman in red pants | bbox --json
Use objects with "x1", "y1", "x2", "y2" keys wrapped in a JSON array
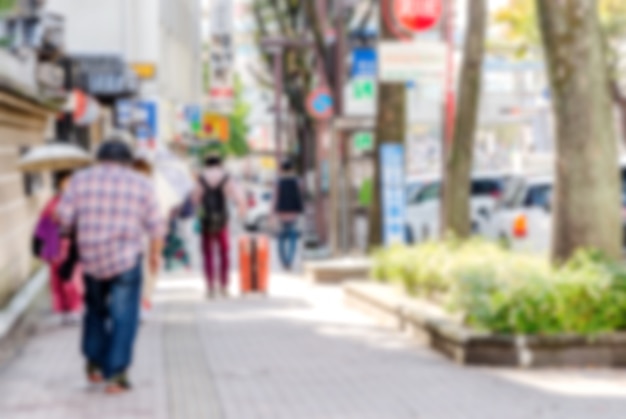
[
  {"x1": 34, "y1": 172, "x2": 82, "y2": 322},
  {"x1": 193, "y1": 153, "x2": 246, "y2": 298}
]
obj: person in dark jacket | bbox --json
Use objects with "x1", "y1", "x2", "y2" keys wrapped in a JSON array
[{"x1": 273, "y1": 159, "x2": 305, "y2": 270}]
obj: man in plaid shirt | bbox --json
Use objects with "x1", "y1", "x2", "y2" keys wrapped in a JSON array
[{"x1": 57, "y1": 139, "x2": 164, "y2": 394}]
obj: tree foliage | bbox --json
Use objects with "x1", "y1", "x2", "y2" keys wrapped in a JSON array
[
  {"x1": 226, "y1": 75, "x2": 251, "y2": 157},
  {"x1": 495, "y1": 0, "x2": 626, "y2": 133},
  {"x1": 251, "y1": 0, "x2": 367, "y2": 169}
]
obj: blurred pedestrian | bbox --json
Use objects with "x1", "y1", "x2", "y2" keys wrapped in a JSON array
[
  {"x1": 193, "y1": 152, "x2": 246, "y2": 298},
  {"x1": 33, "y1": 171, "x2": 82, "y2": 323},
  {"x1": 273, "y1": 159, "x2": 305, "y2": 271},
  {"x1": 56, "y1": 138, "x2": 164, "y2": 394},
  {"x1": 163, "y1": 209, "x2": 191, "y2": 271},
  {"x1": 132, "y1": 157, "x2": 160, "y2": 312}
]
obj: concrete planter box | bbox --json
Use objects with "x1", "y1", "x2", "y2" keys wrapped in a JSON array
[
  {"x1": 304, "y1": 258, "x2": 372, "y2": 284},
  {"x1": 344, "y1": 281, "x2": 626, "y2": 367}
]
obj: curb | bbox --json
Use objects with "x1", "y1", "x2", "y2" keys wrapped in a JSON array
[
  {"x1": 303, "y1": 258, "x2": 371, "y2": 284},
  {"x1": 344, "y1": 280, "x2": 626, "y2": 368},
  {"x1": 0, "y1": 267, "x2": 49, "y2": 365}
]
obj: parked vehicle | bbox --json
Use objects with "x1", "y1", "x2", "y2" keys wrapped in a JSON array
[
  {"x1": 245, "y1": 186, "x2": 273, "y2": 231},
  {"x1": 486, "y1": 176, "x2": 553, "y2": 253},
  {"x1": 491, "y1": 167, "x2": 626, "y2": 253},
  {"x1": 405, "y1": 172, "x2": 512, "y2": 243}
]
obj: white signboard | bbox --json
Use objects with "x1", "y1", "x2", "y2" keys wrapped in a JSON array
[
  {"x1": 344, "y1": 77, "x2": 377, "y2": 117},
  {"x1": 378, "y1": 40, "x2": 447, "y2": 82}
]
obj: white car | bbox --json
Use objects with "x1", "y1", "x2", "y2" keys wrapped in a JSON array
[
  {"x1": 405, "y1": 173, "x2": 512, "y2": 243},
  {"x1": 488, "y1": 177, "x2": 553, "y2": 253},
  {"x1": 490, "y1": 171, "x2": 626, "y2": 253},
  {"x1": 244, "y1": 186, "x2": 273, "y2": 230}
]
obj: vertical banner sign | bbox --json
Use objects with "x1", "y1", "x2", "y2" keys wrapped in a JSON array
[
  {"x1": 209, "y1": 0, "x2": 234, "y2": 110},
  {"x1": 136, "y1": 100, "x2": 159, "y2": 148},
  {"x1": 380, "y1": 144, "x2": 406, "y2": 246}
]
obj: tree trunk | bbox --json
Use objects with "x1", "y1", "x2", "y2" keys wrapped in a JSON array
[
  {"x1": 610, "y1": 80, "x2": 626, "y2": 148},
  {"x1": 368, "y1": 2, "x2": 406, "y2": 249},
  {"x1": 442, "y1": 0, "x2": 487, "y2": 239},
  {"x1": 536, "y1": 0, "x2": 621, "y2": 262},
  {"x1": 617, "y1": 102, "x2": 626, "y2": 150}
]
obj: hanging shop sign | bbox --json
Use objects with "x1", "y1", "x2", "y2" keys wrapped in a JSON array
[
  {"x1": 306, "y1": 87, "x2": 334, "y2": 120},
  {"x1": 353, "y1": 132, "x2": 374, "y2": 153},
  {"x1": 185, "y1": 105, "x2": 202, "y2": 135},
  {"x1": 72, "y1": 55, "x2": 139, "y2": 99},
  {"x1": 69, "y1": 89, "x2": 101, "y2": 126},
  {"x1": 394, "y1": 0, "x2": 442, "y2": 33},
  {"x1": 378, "y1": 40, "x2": 446, "y2": 82},
  {"x1": 202, "y1": 112, "x2": 230, "y2": 142},
  {"x1": 136, "y1": 100, "x2": 159, "y2": 148},
  {"x1": 208, "y1": 0, "x2": 235, "y2": 110},
  {"x1": 383, "y1": 0, "x2": 443, "y2": 40},
  {"x1": 131, "y1": 63, "x2": 157, "y2": 80}
]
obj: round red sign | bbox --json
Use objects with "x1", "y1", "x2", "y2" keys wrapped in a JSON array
[{"x1": 393, "y1": 0, "x2": 442, "y2": 33}]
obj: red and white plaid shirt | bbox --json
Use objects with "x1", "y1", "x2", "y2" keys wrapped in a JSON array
[{"x1": 56, "y1": 164, "x2": 164, "y2": 279}]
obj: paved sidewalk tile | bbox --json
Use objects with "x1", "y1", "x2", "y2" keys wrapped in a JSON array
[
  {"x1": 1, "y1": 272, "x2": 626, "y2": 419},
  {"x1": 0, "y1": 316, "x2": 168, "y2": 419},
  {"x1": 197, "y1": 276, "x2": 626, "y2": 419}
]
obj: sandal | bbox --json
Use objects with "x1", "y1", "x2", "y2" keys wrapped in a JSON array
[
  {"x1": 105, "y1": 373, "x2": 132, "y2": 394},
  {"x1": 86, "y1": 363, "x2": 103, "y2": 384}
]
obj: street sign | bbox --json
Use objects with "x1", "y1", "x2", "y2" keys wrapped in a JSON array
[
  {"x1": 378, "y1": 40, "x2": 446, "y2": 82},
  {"x1": 351, "y1": 48, "x2": 377, "y2": 78},
  {"x1": 185, "y1": 105, "x2": 202, "y2": 135},
  {"x1": 344, "y1": 78, "x2": 377, "y2": 117},
  {"x1": 202, "y1": 112, "x2": 230, "y2": 142},
  {"x1": 353, "y1": 132, "x2": 374, "y2": 152},
  {"x1": 345, "y1": 47, "x2": 378, "y2": 117},
  {"x1": 353, "y1": 79, "x2": 376, "y2": 101},
  {"x1": 380, "y1": 144, "x2": 406, "y2": 246},
  {"x1": 131, "y1": 63, "x2": 157, "y2": 80},
  {"x1": 393, "y1": 0, "x2": 442, "y2": 33},
  {"x1": 306, "y1": 87, "x2": 334, "y2": 120},
  {"x1": 136, "y1": 100, "x2": 159, "y2": 148}
]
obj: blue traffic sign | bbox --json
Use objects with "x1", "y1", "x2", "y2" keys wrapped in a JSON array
[
  {"x1": 307, "y1": 87, "x2": 334, "y2": 120},
  {"x1": 351, "y1": 48, "x2": 377, "y2": 78}
]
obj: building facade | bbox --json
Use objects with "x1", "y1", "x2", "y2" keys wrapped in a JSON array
[
  {"x1": 0, "y1": 1, "x2": 62, "y2": 305},
  {"x1": 46, "y1": 0, "x2": 203, "y2": 146}
]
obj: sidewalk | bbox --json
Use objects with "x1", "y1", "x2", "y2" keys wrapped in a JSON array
[{"x1": 2, "y1": 271, "x2": 626, "y2": 418}]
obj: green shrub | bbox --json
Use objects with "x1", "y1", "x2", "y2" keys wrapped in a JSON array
[{"x1": 372, "y1": 241, "x2": 626, "y2": 336}]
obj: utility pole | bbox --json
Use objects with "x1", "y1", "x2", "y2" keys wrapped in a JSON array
[{"x1": 273, "y1": 50, "x2": 284, "y2": 164}]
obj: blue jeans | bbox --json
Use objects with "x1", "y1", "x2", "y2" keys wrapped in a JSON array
[
  {"x1": 83, "y1": 261, "x2": 142, "y2": 379},
  {"x1": 278, "y1": 222, "x2": 299, "y2": 269}
]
